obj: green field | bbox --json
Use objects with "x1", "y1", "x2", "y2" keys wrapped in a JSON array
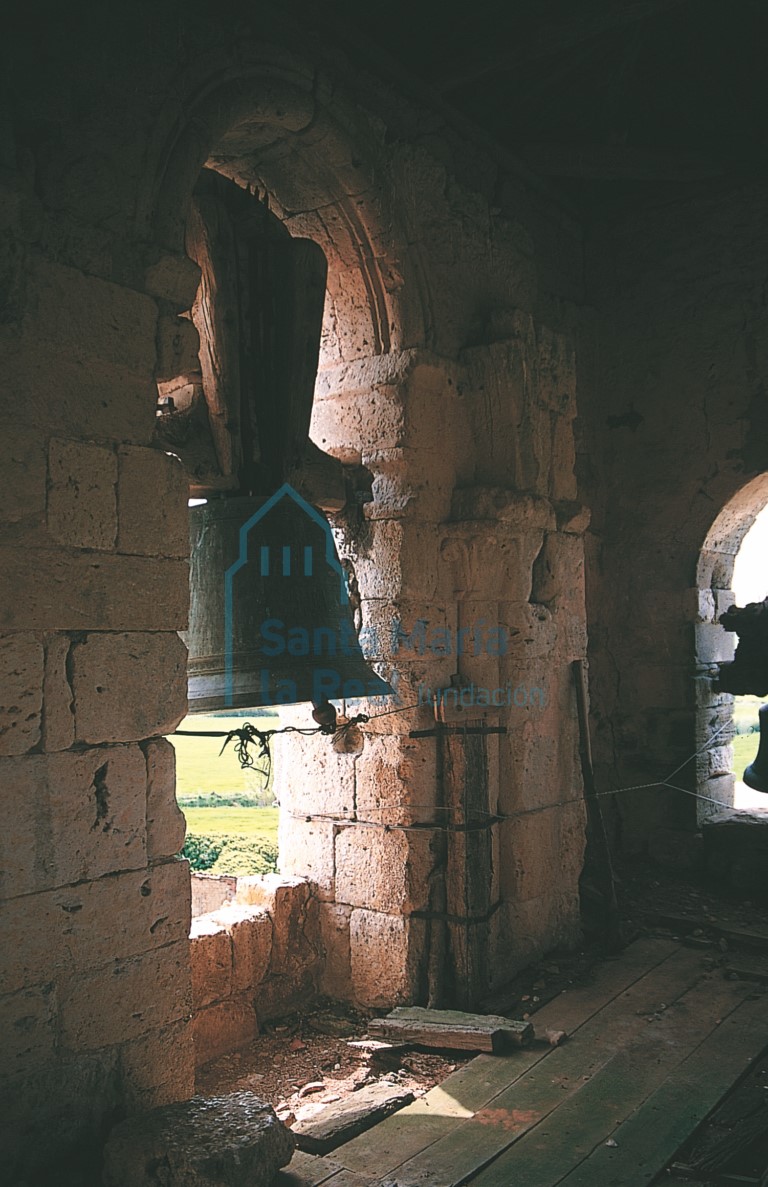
[
  {"x1": 170, "y1": 713, "x2": 278, "y2": 801},
  {"x1": 182, "y1": 806, "x2": 279, "y2": 841},
  {"x1": 730, "y1": 696, "x2": 763, "y2": 775}
]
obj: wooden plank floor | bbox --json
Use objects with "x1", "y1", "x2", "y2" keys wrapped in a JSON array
[{"x1": 276, "y1": 938, "x2": 768, "y2": 1187}]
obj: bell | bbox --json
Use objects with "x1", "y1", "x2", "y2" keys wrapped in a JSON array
[
  {"x1": 186, "y1": 485, "x2": 392, "y2": 712},
  {"x1": 743, "y1": 703, "x2": 768, "y2": 793}
]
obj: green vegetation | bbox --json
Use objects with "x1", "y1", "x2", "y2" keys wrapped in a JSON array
[
  {"x1": 729, "y1": 696, "x2": 763, "y2": 777},
  {"x1": 172, "y1": 714, "x2": 281, "y2": 876},
  {"x1": 182, "y1": 832, "x2": 278, "y2": 876},
  {"x1": 171, "y1": 713, "x2": 277, "y2": 803},
  {"x1": 182, "y1": 806, "x2": 279, "y2": 838},
  {"x1": 733, "y1": 730, "x2": 759, "y2": 773}
]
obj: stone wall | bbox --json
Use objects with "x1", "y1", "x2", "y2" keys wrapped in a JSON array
[
  {"x1": 2, "y1": 5, "x2": 588, "y2": 1175},
  {"x1": 580, "y1": 183, "x2": 768, "y2": 853},
  {"x1": 190, "y1": 875, "x2": 320, "y2": 1067}
]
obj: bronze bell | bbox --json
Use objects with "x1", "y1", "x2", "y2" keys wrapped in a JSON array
[
  {"x1": 743, "y1": 703, "x2": 768, "y2": 793},
  {"x1": 186, "y1": 485, "x2": 392, "y2": 712}
]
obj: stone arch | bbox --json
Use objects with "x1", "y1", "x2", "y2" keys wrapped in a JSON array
[
  {"x1": 695, "y1": 472, "x2": 768, "y2": 819},
  {"x1": 137, "y1": 58, "x2": 431, "y2": 364}
]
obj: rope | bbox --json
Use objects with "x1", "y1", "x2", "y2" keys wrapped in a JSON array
[{"x1": 174, "y1": 704, "x2": 751, "y2": 819}]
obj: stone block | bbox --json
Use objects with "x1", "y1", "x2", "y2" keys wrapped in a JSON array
[
  {"x1": 144, "y1": 738, "x2": 186, "y2": 859},
  {"x1": 0, "y1": 426, "x2": 46, "y2": 525},
  {"x1": 272, "y1": 730, "x2": 356, "y2": 818},
  {"x1": 0, "y1": 632, "x2": 43, "y2": 754},
  {"x1": 47, "y1": 437, "x2": 117, "y2": 550},
  {"x1": 71, "y1": 631, "x2": 188, "y2": 743},
  {"x1": 229, "y1": 909, "x2": 273, "y2": 993},
  {"x1": 102, "y1": 1091, "x2": 294, "y2": 1187},
  {"x1": 439, "y1": 525, "x2": 542, "y2": 603},
  {"x1": 354, "y1": 733, "x2": 437, "y2": 825},
  {"x1": 715, "y1": 588, "x2": 737, "y2": 617},
  {"x1": 0, "y1": 744, "x2": 148, "y2": 896},
  {"x1": 318, "y1": 902, "x2": 352, "y2": 1000},
  {"x1": 353, "y1": 520, "x2": 441, "y2": 601},
  {"x1": 118, "y1": 446, "x2": 189, "y2": 558},
  {"x1": 156, "y1": 314, "x2": 201, "y2": 384},
  {"x1": 190, "y1": 921, "x2": 233, "y2": 1008},
  {"x1": 278, "y1": 817, "x2": 335, "y2": 898},
  {"x1": 60, "y1": 939, "x2": 192, "y2": 1051},
  {"x1": 236, "y1": 876, "x2": 320, "y2": 989},
  {"x1": 1, "y1": 345, "x2": 158, "y2": 444},
  {"x1": 349, "y1": 910, "x2": 424, "y2": 1007},
  {"x1": 0, "y1": 547, "x2": 189, "y2": 631},
  {"x1": 42, "y1": 632, "x2": 74, "y2": 751},
  {"x1": 190, "y1": 873, "x2": 237, "y2": 917},
  {"x1": 335, "y1": 825, "x2": 435, "y2": 914},
  {"x1": 695, "y1": 622, "x2": 734, "y2": 665},
  {"x1": 0, "y1": 1049, "x2": 121, "y2": 1181},
  {"x1": 191, "y1": 998, "x2": 259, "y2": 1068},
  {"x1": 21, "y1": 258, "x2": 158, "y2": 374},
  {"x1": 119, "y1": 1018, "x2": 195, "y2": 1112},
  {"x1": 500, "y1": 802, "x2": 585, "y2": 905},
  {"x1": 0, "y1": 861, "x2": 190, "y2": 994},
  {"x1": 144, "y1": 251, "x2": 202, "y2": 309},
  {"x1": 0, "y1": 982, "x2": 57, "y2": 1077}
]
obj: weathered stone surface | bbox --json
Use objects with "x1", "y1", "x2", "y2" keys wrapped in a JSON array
[
  {"x1": 71, "y1": 631, "x2": 188, "y2": 743},
  {"x1": 293, "y1": 1081, "x2": 414, "y2": 1153},
  {"x1": 1, "y1": 344, "x2": 158, "y2": 444},
  {"x1": 278, "y1": 817, "x2": 336, "y2": 898},
  {"x1": 227, "y1": 908, "x2": 274, "y2": 993},
  {"x1": 190, "y1": 918, "x2": 233, "y2": 1008},
  {"x1": 0, "y1": 744, "x2": 148, "y2": 896},
  {"x1": 349, "y1": 910, "x2": 424, "y2": 1007},
  {"x1": 0, "y1": 632, "x2": 43, "y2": 754},
  {"x1": 156, "y1": 314, "x2": 201, "y2": 383},
  {"x1": 191, "y1": 997, "x2": 259, "y2": 1068},
  {"x1": 0, "y1": 547, "x2": 189, "y2": 631},
  {"x1": 0, "y1": 861, "x2": 190, "y2": 993},
  {"x1": 118, "y1": 446, "x2": 188, "y2": 557},
  {"x1": 102, "y1": 1091, "x2": 294, "y2": 1187},
  {"x1": 60, "y1": 939, "x2": 192, "y2": 1051},
  {"x1": 119, "y1": 1018, "x2": 195, "y2": 1111},
  {"x1": 144, "y1": 738, "x2": 186, "y2": 859},
  {"x1": 500, "y1": 802, "x2": 585, "y2": 905},
  {"x1": 21, "y1": 258, "x2": 158, "y2": 374},
  {"x1": 318, "y1": 902, "x2": 352, "y2": 999},
  {"x1": 335, "y1": 825, "x2": 435, "y2": 914},
  {"x1": 272, "y1": 727, "x2": 356, "y2": 818},
  {"x1": 0, "y1": 983, "x2": 58, "y2": 1077},
  {"x1": 47, "y1": 437, "x2": 117, "y2": 550},
  {"x1": 0, "y1": 426, "x2": 46, "y2": 526},
  {"x1": 144, "y1": 251, "x2": 202, "y2": 309},
  {"x1": 42, "y1": 632, "x2": 74, "y2": 751},
  {"x1": 190, "y1": 872, "x2": 237, "y2": 917},
  {"x1": 354, "y1": 733, "x2": 437, "y2": 825}
]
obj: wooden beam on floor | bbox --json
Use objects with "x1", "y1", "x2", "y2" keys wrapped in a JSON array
[{"x1": 333, "y1": 941, "x2": 701, "y2": 1181}]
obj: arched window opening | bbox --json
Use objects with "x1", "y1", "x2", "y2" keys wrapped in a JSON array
[
  {"x1": 155, "y1": 168, "x2": 392, "y2": 906},
  {"x1": 696, "y1": 475, "x2": 768, "y2": 824},
  {"x1": 729, "y1": 505, "x2": 768, "y2": 813}
]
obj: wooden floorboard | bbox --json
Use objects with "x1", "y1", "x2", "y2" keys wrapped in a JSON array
[
  {"x1": 560, "y1": 993, "x2": 768, "y2": 1187},
  {"x1": 332, "y1": 938, "x2": 677, "y2": 1177},
  {"x1": 469, "y1": 973, "x2": 756, "y2": 1185},
  {"x1": 334, "y1": 942, "x2": 702, "y2": 1183}
]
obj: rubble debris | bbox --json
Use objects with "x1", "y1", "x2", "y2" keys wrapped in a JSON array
[{"x1": 292, "y1": 1082, "x2": 415, "y2": 1154}]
